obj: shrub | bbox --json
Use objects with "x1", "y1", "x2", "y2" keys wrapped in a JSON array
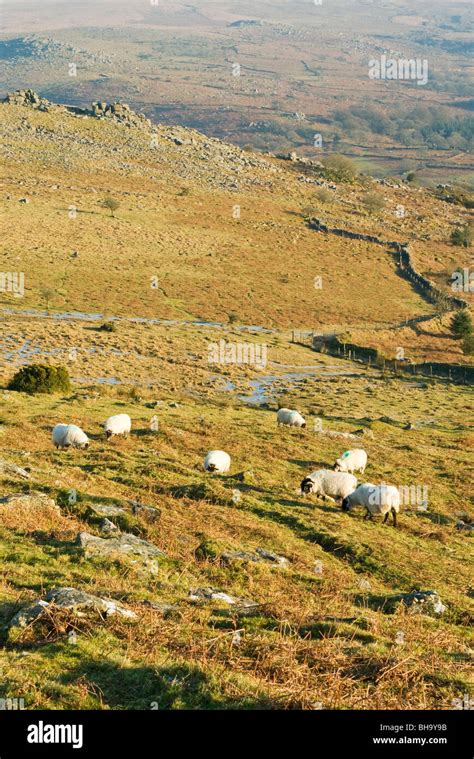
[
  {"x1": 315, "y1": 188, "x2": 332, "y2": 204},
  {"x1": 462, "y1": 334, "x2": 474, "y2": 355},
  {"x1": 450, "y1": 225, "x2": 472, "y2": 248},
  {"x1": 322, "y1": 154, "x2": 357, "y2": 183},
  {"x1": 450, "y1": 310, "x2": 473, "y2": 339},
  {"x1": 8, "y1": 364, "x2": 72, "y2": 394},
  {"x1": 362, "y1": 191, "x2": 386, "y2": 215},
  {"x1": 99, "y1": 321, "x2": 116, "y2": 333}
]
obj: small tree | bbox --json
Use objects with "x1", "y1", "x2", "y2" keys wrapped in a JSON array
[
  {"x1": 363, "y1": 191, "x2": 386, "y2": 216},
  {"x1": 102, "y1": 196, "x2": 120, "y2": 217},
  {"x1": 322, "y1": 154, "x2": 357, "y2": 183},
  {"x1": 40, "y1": 287, "x2": 56, "y2": 313},
  {"x1": 433, "y1": 292, "x2": 451, "y2": 326},
  {"x1": 450, "y1": 225, "x2": 472, "y2": 248},
  {"x1": 450, "y1": 310, "x2": 473, "y2": 339}
]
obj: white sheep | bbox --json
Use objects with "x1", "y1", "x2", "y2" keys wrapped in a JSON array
[
  {"x1": 104, "y1": 413, "x2": 131, "y2": 440},
  {"x1": 300, "y1": 470, "x2": 357, "y2": 501},
  {"x1": 342, "y1": 483, "x2": 400, "y2": 526},
  {"x1": 52, "y1": 424, "x2": 89, "y2": 450},
  {"x1": 277, "y1": 408, "x2": 306, "y2": 428},
  {"x1": 204, "y1": 450, "x2": 231, "y2": 473},
  {"x1": 334, "y1": 448, "x2": 367, "y2": 475}
]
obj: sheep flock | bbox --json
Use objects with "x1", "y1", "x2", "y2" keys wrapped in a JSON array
[{"x1": 52, "y1": 407, "x2": 402, "y2": 527}]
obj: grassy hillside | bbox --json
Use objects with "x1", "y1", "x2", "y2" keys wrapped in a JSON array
[{"x1": 0, "y1": 96, "x2": 472, "y2": 711}]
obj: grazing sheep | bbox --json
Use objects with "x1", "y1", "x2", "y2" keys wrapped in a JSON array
[
  {"x1": 342, "y1": 483, "x2": 400, "y2": 526},
  {"x1": 277, "y1": 408, "x2": 306, "y2": 428},
  {"x1": 104, "y1": 413, "x2": 131, "y2": 440},
  {"x1": 204, "y1": 450, "x2": 231, "y2": 474},
  {"x1": 52, "y1": 424, "x2": 89, "y2": 450},
  {"x1": 300, "y1": 470, "x2": 357, "y2": 501},
  {"x1": 334, "y1": 448, "x2": 367, "y2": 475}
]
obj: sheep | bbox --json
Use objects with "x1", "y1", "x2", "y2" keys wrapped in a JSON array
[
  {"x1": 204, "y1": 450, "x2": 231, "y2": 474},
  {"x1": 277, "y1": 408, "x2": 306, "y2": 428},
  {"x1": 342, "y1": 483, "x2": 400, "y2": 526},
  {"x1": 52, "y1": 424, "x2": 89, "y2": 450},
  {"x1": 104, "y1": 413, "x2": 131, "y2": 440},
  {"x1": 334, "y1": 448, "x2": 367, "y2": 475},
  {"x1": 300, "y1": 470, "x2": 357, "y2": 502}
]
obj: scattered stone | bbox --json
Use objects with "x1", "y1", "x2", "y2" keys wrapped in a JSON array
[
  {"x1": 100, "y1": 518, "x2": 118, "y2": 534},
  {"x1": 221, "y1": 548, "x2": 288, "y2": 567},
  {"x1": 77, "y1": 531, "x2": 166, "y2": 572},
  {"x1": 8, "y1": 586, "x2": 136, "y2": 636},
  {"x1": 0, "y1": 459, "x2": 30, "y2": 479},
  {"x1": 390, "y1": 590, "x2": 446, "y2": 616},
  {"x1": 456, "y1": 520, "x2": 473, "y2": 533},
  {"x1": 0, "y1": 492, "x2": 59, "y2": 513},
  {"x1": 130, "y1": 500, "x2": 161, "y2": 523},
  {"x1": 189, "y1": 587, "x2": 258, "y2": 611},
  {"x1": 88, "y1": 503, "x2": 126, "y2": 518},
  {"x1": 142, "y1": 600, "x2": 179, "y2": 617},
  {"x1": 353, "y1": 428, "x2": 374, "y2": 439}
]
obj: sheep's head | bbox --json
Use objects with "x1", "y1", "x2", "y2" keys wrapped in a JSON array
[
  {"x1": 105, "y1": 429, "x2": 113, "y2": 439},
  {"x1": 207, "y1": 463, "x2": 217, "y2": 472},
  {"x1": 300, "y1": 477, "x2": 315, "y2": 494},
  {"x1": 334, "y1": 460, "x2": 342, "y2": 471},
  {"x1": 341, "y1": 496, "x2": 351, "y2": 513},
  {"x1": 82, "y1": 441, "x2": 90, "y2": 450},
  {"x1": 301, "y1": 421, "x2": 306, "y2": 428}
]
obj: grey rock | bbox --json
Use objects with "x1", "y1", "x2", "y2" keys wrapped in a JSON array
[
  {"x1": 8, "y1": 586, "x2": 136, "y2": 631},
  {"x1": 77, "y1": 531, "x2": 166, "y2": 570},
  {"x1": 221, "y1": 548, "x2": 288, "y2": 567},
  {"x1": 0, "y1": 492, "x2": 58, "y2": 513},
  {"x1": 130, "y1": 501, "x2": 161, "y2": 523},
  {"x1": 100, "y1": 518, "x2": 118, "y2": 534},
  {"x1": 189, "y1": 587, "x2": 258, "y2": 610},
  {"x1": 88, "y1": 503, "x2": 125, "y2": 518},
  {"x1": 389, "y1": 590, "x2": 446, "y2": 616},
  {"x1": 0, "y1": 459, "x2": 30, "y2": 479}
]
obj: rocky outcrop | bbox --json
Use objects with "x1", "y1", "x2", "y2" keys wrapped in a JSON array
[
  {"x1": 91, "y1": 101, "x2": 152, "y2": 129},
  {"x1": 2, "y1": 89, "x2": 59, "y2": 113},
  {"x1": 77, "y1": 531, "x2": 166, "y2": 572},
  {"x1": 0, "y1": 491, "x2": 58, "y2": 513},
  {"x1": 8, "y1": 586, "x2": 136, "y2": 639}
]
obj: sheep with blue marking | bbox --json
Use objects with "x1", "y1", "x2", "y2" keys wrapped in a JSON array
[
  {"x1": 342, "y1": 483, "x2": 400, "y2": 526},
  {"x1": 334, "y1": 448, "x2": 367, "y2": 475},
  {"x1": 52, "y1": 424, "x2": 89, "y2": 450}
]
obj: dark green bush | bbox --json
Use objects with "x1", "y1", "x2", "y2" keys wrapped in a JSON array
[
  {"x1": 8, "y1": 364, "x2": 72, "y2": 394},
  {"x1": 99, "y1": 321, "x2": 116, "y2": 332}
]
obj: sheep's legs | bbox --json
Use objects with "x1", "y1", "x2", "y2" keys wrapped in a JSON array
[
  {"x1": 383, "y1": 513, "x2": 389, "y2": 524},
  {"x1": 392, "y1": 509, "x2": 397, "y2": 527},
  {"x1": 364, "y1": 508, "x2": 372, "y2": 521}
]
